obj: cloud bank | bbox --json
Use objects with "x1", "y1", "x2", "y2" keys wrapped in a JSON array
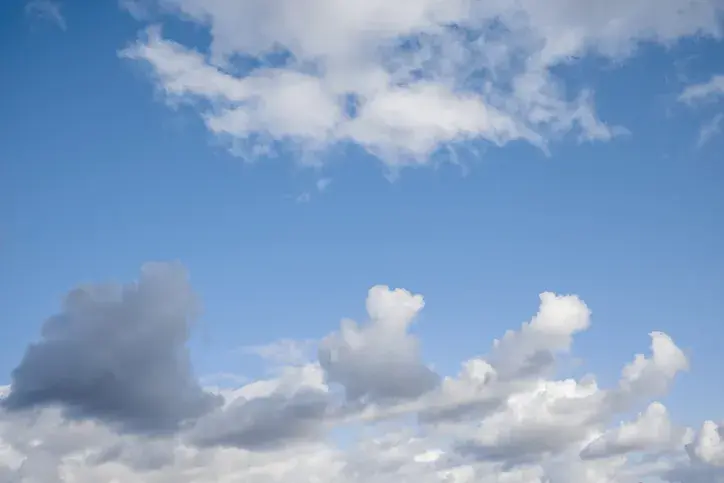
[
  {"x1": 1, "y1": 262, "x2": 723, "y2": 482},
  {"x1": 119, "y1": 0, "x2": 723, "y2": 168}
]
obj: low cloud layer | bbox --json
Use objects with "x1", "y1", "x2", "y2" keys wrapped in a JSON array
[
  {"x1": 1, "y1": 261, "x2": 723, "y2": 482},
  {"x1": 118, "y1": 0, "x2": 723, "y2": 168}
]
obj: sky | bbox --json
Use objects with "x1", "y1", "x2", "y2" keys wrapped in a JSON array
[{"x1": 0, "y1": 0, "x2": 723, "y2": 481}]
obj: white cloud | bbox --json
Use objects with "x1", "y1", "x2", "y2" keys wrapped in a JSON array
[
  {"x1": 0, "y1": 262, "x2": 720, "y2": 481},
  {"x1": 25, "y1": 0, "x2": 66, "y2": 30},
  {"x1": 581, "y1": 402, "x2": 692, "y2": 459},
  {"x1": 119, "y1": 0, "x2": 723, "y2": 170},
  {"x1": 679, "y1": 74, "x2": 724, "y2": 147},
  {"x1": 679, "y1": 75, "x2": 724, "y2": 105},
  {"x1": 688, "y1": 420, "x2": 724, "y2": 467}
]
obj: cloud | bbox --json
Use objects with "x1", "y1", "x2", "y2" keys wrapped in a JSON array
[
  {"x1": 25, "y1": 0, "x2": 66, "y2": 30},
  {"x1": 119, "y1": 0, "x2": 153, "y2": 20},
  {"x1": 318, "y1": 285, "x2": 440, "y2": 404},
  {"x1": 696, "y1": 113, "x2": 723, "y2": 148},
  {"x1": 189, "y1": 364, "x2": 331, "y2": 450},
  {"x1": 581, "y1": 402, "x2": 692, "y2": 459},
  {"x1": 679, "y1": 74, "x2": 724, "y2": 147},
  {"x1": 242, "y1": 339, "x2": 317, "y2": 367},
  {"x1": 487, "y1": 292, "x2": 591, "y2": 381},
  {"x1": 316, "y1": 178, "x2": 332, "y2": 192},
  {"x1": 118, "y1": 0, "x2": 723, "y2": 169},
  {"x1": 679, "y1": 75, "x2": 724, "y2": 105},
  {"x1": 0, "y1": 262, "x2": 721, "y2": 482},
  {"x1": 189, "y1": 388, "x2": 329, "y2": 450},
  {"x1": 1, "y1": 262, "x2": 221, "y2": 434},
  {"x1": 296, "y1": 177, "x2": 333, "y2": 203}
]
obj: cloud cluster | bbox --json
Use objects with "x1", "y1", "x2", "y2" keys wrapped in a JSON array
[
  {"x1": 1, "y1": 262, "x2": 723, "y2": 482},
  {"x1": 679, "y1": 74, "x2": 724, "y2": 147},
  {"x1": 118, "y1": 0, "x2": 723, "y2": 168}
]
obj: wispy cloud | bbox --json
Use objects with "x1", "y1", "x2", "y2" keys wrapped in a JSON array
[
  {"x1": 697, "y1": 113, "x2": 724, "y2": 148},
  {"x1": 295, "y1": 177, "x2": 333, "y2": 203},
  {"x1": 679, "y1": 75, "x2": 724, "y2": 105},
  {"x1": 25, "y1": 0, "x2": 66, "y2": 30},
  {"x1": 119, "y1": 0, "x2": 151, "y2": 20},
  {"x1": 679, "y1": 75, "x2": 724, "y2": 147},
  {"x1": 316, "y1": 178, "x2": 332, "y2": 193}
]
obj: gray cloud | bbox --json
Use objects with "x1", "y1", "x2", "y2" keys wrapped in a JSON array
[
  {"x1": 454, "y1": 421, "x2": 590, "y2": 465},
  {"x1": 189, "y1": 388, "x2": 329, "y2": 450},
  {"x1": 418, "y1": 397, "x2": 505, "y2": 426},
  {"x1": 89, "y1": 437, "x2": 176, "y2": 471},
  {"x1": 1, "y1": 262, "x2": 221, "y2": 434},
  {"x1": 318, "y1": 286, "x2": 439, "y2": 404}
]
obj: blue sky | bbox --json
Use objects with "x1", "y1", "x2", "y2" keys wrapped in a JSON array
[{"x1": 1, "y1": 1, "x2": 724, "y2": 482}]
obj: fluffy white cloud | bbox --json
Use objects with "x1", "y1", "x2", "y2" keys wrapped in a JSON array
[
  {"x1": 0, "y1": 262, "x2": 721, "y2": 482},
  {"x1": 119, "y1": 0, "x2": 723, "y2": 168}
]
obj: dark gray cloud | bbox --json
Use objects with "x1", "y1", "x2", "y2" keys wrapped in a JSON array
[
  {"x1": 189, "y1": 388, "x2": 329, "y2": 450},
  {"x1": 1, "y1": 262, "x2": 221, "y2": 433}
]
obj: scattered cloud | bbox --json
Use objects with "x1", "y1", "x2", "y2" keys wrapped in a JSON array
[
  {"x1": 316, "y1": 178, "x2": 332, "y2": 192},
  {"x1": 679, "y1": 75, "x2": 724, "y2": 105},
  {"x1": 25, "y1": 0, "x2": 66, "y2": 30},
  {"x1": 0, "y1": 262, "x2": 721, "y2": 481},
  {"x1": 295, "y1": 191, "x2": 312, "y2": 203},
  {"x1": 295, "y1": 177, "x2": 333, "y2": 203},
  {"x1": 679, "y1": 75, "x2": 724, "y2": 147},
  {"x1": 119, "y1": 0, "x2": 723, "y2": 170},
  {"x1": 696, "y1": 113, "x2": 723, "y2": 148},
  {"x1": 119, "y1": 0, "x2": 152, "y2": 20}
]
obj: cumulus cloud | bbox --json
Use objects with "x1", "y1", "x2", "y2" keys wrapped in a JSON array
[
  {"x1": 118, "y1": 0, "x2": 723, "y2": 169},
  {"x1": 318, "y1": 285, "x2": 439, "y2": 404},
  {"x1": 581, "y1": 402, "x2": 692, "y2": 459},
  {"x1": 0, "y1": 262, "x2": 721, "y2": 482},
  {"x1": 189, "y1": 364, "x2": 331, "y2": 450},
  {"x1": 1, "y1": 262, "x2": 221, "y2": 433}
]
